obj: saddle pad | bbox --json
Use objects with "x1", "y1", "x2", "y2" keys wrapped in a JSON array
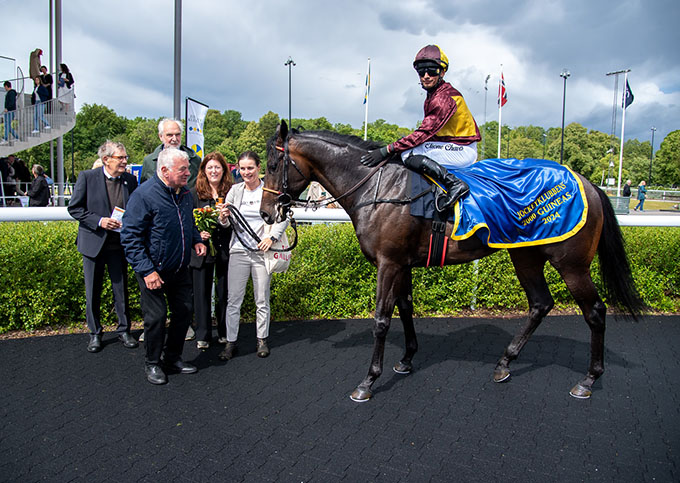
[{"x1": 410, "y1": 158, "x2": 588, "y2": 248}]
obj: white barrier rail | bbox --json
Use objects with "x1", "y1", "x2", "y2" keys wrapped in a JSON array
[{"x1": 0, "y1": 206, "x2": 679, "y2": 226}]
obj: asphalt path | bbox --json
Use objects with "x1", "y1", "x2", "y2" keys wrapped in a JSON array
[{"x1": 1, "y1": 315, "x2": 678, "y2": 482}]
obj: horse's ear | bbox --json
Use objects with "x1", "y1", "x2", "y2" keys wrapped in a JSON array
[{"x1": 278, "y1": 120, "x2": 288, "y2": 143}]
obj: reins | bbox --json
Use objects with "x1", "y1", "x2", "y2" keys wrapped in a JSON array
[{"x1": 227, "y1": 203, "x2": 298, "y2": 253}]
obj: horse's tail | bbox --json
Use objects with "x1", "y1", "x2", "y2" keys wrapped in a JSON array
[{"x1": 594, "y1": 183, "x2": 645, "y2": 319}]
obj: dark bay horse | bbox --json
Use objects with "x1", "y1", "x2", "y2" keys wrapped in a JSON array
[{"x1": 260, "y1": 121, "x2": 643, "y2": 402}]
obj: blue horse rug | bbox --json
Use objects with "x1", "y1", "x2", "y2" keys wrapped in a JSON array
[{"x1": 409, "y1": 158, "x2": 589, "y2": 248}]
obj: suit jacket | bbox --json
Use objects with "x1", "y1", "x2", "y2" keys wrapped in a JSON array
[{"x1": 68, "y1": 168, "x2": 138, "y2": 258}]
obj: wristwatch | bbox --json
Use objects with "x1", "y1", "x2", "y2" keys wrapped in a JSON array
[{"x1": 270, "y1": 236, "x2": 278, "y2": 243}]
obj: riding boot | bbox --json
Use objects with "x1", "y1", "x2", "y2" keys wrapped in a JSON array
[{"x1": 404, "y1": 154, "x2": 469, "y2": 211}]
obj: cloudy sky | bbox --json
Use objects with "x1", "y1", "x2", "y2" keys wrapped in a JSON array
[{"x1": 3, "y1": 0, "x2": 679, "y2": 146}]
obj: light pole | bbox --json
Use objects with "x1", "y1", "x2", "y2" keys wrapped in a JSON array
[
  {"x1": 649, "y1": 126, "x2": 656, "y2": 184},
  {"x1": 284, "y1": 57, "x2": 295, "y2": 128},
  {"x1": 559, "y1": 69, "x2": 570, "y2": 165}
]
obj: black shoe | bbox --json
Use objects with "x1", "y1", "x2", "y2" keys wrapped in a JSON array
[
  {"x1": 145, "y1": 364, "x2": 168, "y2": 385},
  {"x1": 87, "y1": 334, "x2": 102, "y2": 353},
  {"x1": 436, "y1": 175, "x2": 469, "y2": 212},
  {"x1": 403, "y1": 154, "x2": 469, "y2": 212},
  {"x1": 218, "y1": 342, "x2": 237, "y2": 361},
  {"x1": 163, "y1": 359, "x2": 198, "y2": 374},
  {"x1": 118, "y1": 332, "x2": 139, "y2": 349},
  {"x1": 256, "y1": 338, "x2": 270, "y2": 358}
]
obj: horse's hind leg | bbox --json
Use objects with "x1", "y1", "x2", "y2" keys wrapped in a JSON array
[
  {"x1": 555, "y1": 265, "x2": 606, "y2": 399},
  {"x1": 350, "y1": 262, "x2": 405, "y2": 402},
  {"x1": 393, "y1": 269, "x2": 417, "y2": 374},
  {"x1": 494, "y1": 252, "x2": 554, "y2": 383}
]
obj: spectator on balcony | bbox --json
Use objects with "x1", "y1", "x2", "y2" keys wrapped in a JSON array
[
  {"x1": 31, "y1": 76, "x2": 50, "y2": 133},
  {"x1": 16, "y1": 164, "x2": 50, "y2": 207},
  {"x1": 40, "y1": 66, "x2": 53, "y2": 113},
  {"x1": 1, "y1": 81, "x2": 19, "y2": 145},
  {"x1": 57, "y1": 63, "x2": 75, "y2": 112}
]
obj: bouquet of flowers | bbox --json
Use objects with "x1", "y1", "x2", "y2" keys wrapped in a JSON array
[{"x1": 193, "y1": 206, "x2": 219, "y2": 256}]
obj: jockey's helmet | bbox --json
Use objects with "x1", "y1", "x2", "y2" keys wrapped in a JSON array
[{"x1": 413, "y1": 45, "x2": 449, "y2": 73}]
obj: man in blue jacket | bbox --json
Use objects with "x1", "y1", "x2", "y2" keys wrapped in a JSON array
[{"x1": 121, "y1": 148, "x2": 207, "y2": 385}]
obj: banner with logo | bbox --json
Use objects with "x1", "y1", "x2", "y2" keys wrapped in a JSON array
[{"x1": 186, "y1": 97, "x2": 209, "y2": 159}]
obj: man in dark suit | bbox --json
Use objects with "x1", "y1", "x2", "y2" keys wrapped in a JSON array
[{"x1": 68, "y1": 141, "x2": 139, "y2": 353}]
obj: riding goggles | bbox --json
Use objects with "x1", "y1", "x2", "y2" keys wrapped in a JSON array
[{"x1": 416, "y1": 66, "x2": 441, "y2": 77}]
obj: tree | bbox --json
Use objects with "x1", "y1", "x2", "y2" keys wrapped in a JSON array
[
  {"x1": 653, "y1": 130, "x2": 680, "y2": 187},
  {"x1": 71, "y1": 104, "x2": 127, "y2": 156}
]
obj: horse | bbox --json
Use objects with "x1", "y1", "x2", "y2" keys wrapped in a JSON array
[{"x1": 260, "y1": 121, "x2": 644, "y2": 402}]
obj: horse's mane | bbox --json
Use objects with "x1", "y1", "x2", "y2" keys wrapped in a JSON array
[{"x1": 295, "y1": 130, "x2": 383, "y2": 151}]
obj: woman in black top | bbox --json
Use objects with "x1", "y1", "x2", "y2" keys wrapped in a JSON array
[{"x1": 189, "y1": 152, "x2": 234, "y2": 349}]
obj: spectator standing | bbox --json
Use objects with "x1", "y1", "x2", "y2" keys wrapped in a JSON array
[
  {"x1": 31, "y1": 76, "x2": 50, "y2": 132},
  {"x1": 57, "y1": 63, "x2": 74, "y2": 111},
  {"x1": 633, "y1": 181, "x2": 647, "y2": 212},
  {"x1": 40, "y1": 66, "x2": 53, "y2": 113},
  {"x1": 622, "y1": 179, "x2": 632, "y2": 198},
  {"x1": 140, "y1": 118, "x2": 201, "y2": 188},
  {"x1": 190, "y1": 152, "x2": 234, "y2": 349},
  {"x1": 67, "y1": 141, "x2": 139, "y2": 353},
  {"x1": 2, "y1": 154, "x2": 18, "y2": 204},
  {"x1": 121, "y1": 148, "x2": 206, "y2": 385},
  {"x1": 2, "y1": 81, "x2": 19, "y2": 145},
  {"x1": 217, "y1": 151, "x2": 288, "y2": 361},
  {"x1": 16, "y1": 164, "x2": 50, "y2": 206}
]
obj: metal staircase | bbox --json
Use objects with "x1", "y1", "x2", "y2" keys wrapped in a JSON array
[{"x1": 1, "y1": 90, "x2": 75, "y2": 157}]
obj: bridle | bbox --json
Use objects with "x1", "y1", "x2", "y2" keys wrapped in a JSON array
[{"x1": 263, "y1": 138, "x2": 390, "y2": 215}]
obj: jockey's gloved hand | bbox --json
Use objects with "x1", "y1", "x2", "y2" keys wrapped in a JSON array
[{"x1": 360, "y1": 146, "x2": 390, "y2": 167}]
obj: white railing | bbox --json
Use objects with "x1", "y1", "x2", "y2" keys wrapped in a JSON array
[
  {"x1": 0, "y1": 206, "x2": 679, "y2": 227},
  {"x1": 0, "y1": 89, "x2": 75, "y2": 157}
]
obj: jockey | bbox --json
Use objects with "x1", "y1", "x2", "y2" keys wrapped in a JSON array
[{"x1": 361, "y1": 44, "x2": 481, "y2": 211}]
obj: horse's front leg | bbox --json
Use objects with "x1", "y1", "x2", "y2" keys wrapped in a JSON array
[
  {"x1": 350, "y1": 263, "x2": 403, "y2": 402},
  {"x1": 393, "y1": 268, "x2": 417, "y2": 374}
]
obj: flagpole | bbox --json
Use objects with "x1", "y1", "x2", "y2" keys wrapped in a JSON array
[
  {"x1": 616, "y1": 71, "x2": 629, "y2": 197},
  {"x1": 497, "y1": 66, "x2": 502, "y2": 158},
  {"x1": 364, "y1": 58, "x2": 370, "y2": 141}
]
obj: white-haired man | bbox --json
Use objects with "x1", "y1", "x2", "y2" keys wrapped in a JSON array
[
  {"x1": 140, "y1": 118, "x2": 201, "y2": 188},
  {"x1": 122, "y1": 148, "x2": 207, "y2": 385}
]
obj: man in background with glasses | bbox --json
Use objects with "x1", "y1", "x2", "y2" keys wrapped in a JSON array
[
  {"x1": 361, "y1": 44, "x2": 480, "y2": 211},
  {"x1": 68, "y1": 141, "x2": 139, "y2": 353},
  {"x1": 140, "y1": 118, "x2": 201, "y2": 188}
]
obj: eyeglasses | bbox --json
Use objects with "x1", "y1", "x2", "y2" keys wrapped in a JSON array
[
  {"x1": 416, "y1": 67, "x2": 441, "y2": 78},
  {"x1": 109, "y1": 155, "x2": 129, "y2": 161},
  {"x1": 164, "y1": 133, "x2": 182, "y2": 138}
]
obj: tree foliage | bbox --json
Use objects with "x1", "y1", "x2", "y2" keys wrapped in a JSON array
[{"x1": 11, "y1": 104, "x2": 678, "y2": 187}]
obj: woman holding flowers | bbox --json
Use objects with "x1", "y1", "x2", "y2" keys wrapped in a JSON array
[
  {"x1": 217, "y1": 151, "x2": 288, "y2": 360},
  {"x1": 190, "y1": 152, "x2": 234, "y2": 349}
]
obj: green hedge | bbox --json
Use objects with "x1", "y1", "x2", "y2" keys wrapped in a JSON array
[{"x1": 1, "y1": 222, "x2": 678, "y2": 333}]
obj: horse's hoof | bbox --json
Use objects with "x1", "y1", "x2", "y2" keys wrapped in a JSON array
[
  {"x1": 393, "y1": 361, "x2": 412, "y2": 374},
  {"x1": 493, "y1": 368, "x2": 511, "y2": 383},
  {"x1": 569, "y1": 384, "x2": 592, "y2": 399},
  {"x1": 350, "y1": 387, "x2": 372, "y2": 402}
]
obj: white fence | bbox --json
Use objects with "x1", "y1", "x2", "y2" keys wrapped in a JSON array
[{"x1": 0, "y1": 206, "x2": 679, "y2": 226}]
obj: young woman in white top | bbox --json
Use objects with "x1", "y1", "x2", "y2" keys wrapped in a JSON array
[{"x1": 217, "y1": 151, "x2": 288, "y2": 360}]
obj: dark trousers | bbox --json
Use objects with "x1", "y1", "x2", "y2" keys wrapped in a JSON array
[
  {"x1": 82, "y1": 248, "x2": 130, "y2": 336},
  {"x1": 191, "y1": 257, "x2": 228, "y2": 342},
  {"x1": 136, "y1": 267, "x2": 193, "y2": 365}
]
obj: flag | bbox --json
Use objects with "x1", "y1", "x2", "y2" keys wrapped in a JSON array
[
  {"x1": 186, "y1": 97, "x2": 209, "y2": 159},
  {"x1": 623, "y1": 79, "x2": 634, "y2": 109},
  {"x1": 498, "y1": 73, "x2": 508, "y2": 107},
  {"x1": 363, "y1": 62, "x2": 371, "y2": 104}
]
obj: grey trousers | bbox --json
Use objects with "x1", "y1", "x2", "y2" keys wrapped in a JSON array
[{"x1": 225, "y1": 250, "x2": 272, "y2": 342}]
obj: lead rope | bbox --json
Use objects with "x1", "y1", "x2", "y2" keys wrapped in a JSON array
[{"x1": 227, "y1": 204, "x2": 298, "y2": 253}]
